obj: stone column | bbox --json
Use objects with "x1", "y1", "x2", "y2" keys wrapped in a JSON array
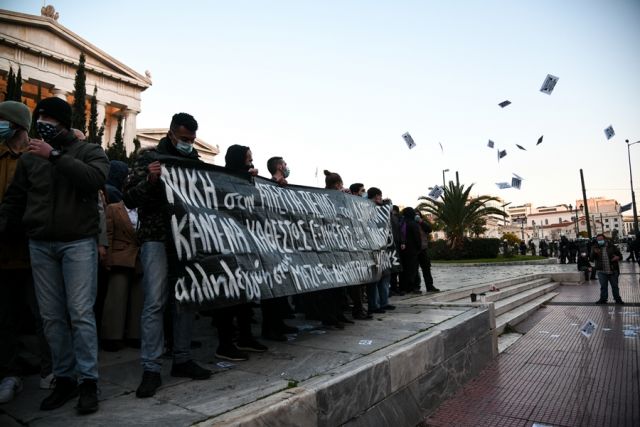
[{"x1": 122, "y1": 109, "x2": 138, "y2": 154}]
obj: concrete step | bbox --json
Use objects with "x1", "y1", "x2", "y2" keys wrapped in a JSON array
[
  {"x1": 495, "y1": 291, "x2": 559, "y2": 335},
  {"x1": 450, "y1": 278, "x2": 552, "y2": 304},
  {"x1": 494, "y1": 283, "x2": 559, "y2": 317},
  {"x1": 433, "y1": 274, "x2": 548, "y2": 303}
]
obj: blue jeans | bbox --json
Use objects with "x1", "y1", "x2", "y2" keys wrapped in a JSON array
[
  {"x1": 367, "y1": 273, "x2": 390, "y2": 311},
  {"x1": 140, "y1": 241, "x2": 193, "y2": 372},
  {"x1": 597, "y1": 271, "x2": 621, "y2": 302},
  {"x1": 29, "y1": 238, "x2": 98, "y2": 381}
]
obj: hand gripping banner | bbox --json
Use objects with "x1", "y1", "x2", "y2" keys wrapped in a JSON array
[{"x1": 159, "y1": 158, "x2": 399, "y2": 307}]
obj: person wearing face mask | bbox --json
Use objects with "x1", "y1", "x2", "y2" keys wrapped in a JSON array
[
  {"x1": 123, "y1": 113, "x2": 211, "y2": 399},
  {"x1": 0, "y1": 101, "x2": 54, "y2": 404},
  {"x1": 590, "y1": 233, "x2": 624, "y2": 304},
  {"x1": 0, "y1": 97, "x2": 109, "y2": 414},
  {"x1": 577, "y1": 250, "x2": 592, "y2": 282}
]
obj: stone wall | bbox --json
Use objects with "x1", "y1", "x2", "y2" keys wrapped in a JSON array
[{"x1": 198, "y1": 306, "x2": 494, "y2": 427}]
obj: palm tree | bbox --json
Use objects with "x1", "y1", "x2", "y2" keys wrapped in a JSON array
[{"x1": 417, "y1": 181, "x2": 506, "y2": 250}]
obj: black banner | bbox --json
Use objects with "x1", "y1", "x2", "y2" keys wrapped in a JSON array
[{"x1": 159, "y1": 158, "x2": 399, "y2": 307}]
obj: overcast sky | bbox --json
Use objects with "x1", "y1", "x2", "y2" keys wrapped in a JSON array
[{"x1": 6, "y1": 0, "x2": 640, "y2": 209}]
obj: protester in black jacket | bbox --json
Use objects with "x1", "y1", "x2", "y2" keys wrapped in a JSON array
[
  {"x1": 399, "y1": 207, "x2": 421, "y2": 293},
  {"x1": 123, "y1": 113, "x2": 211, "y2": 399},
  {"x1": 590, "y1": 234, "x2": 623, "y2": 304},
  {"x1": 0, "y1": 97, "x2": 109, "y2": 414}
]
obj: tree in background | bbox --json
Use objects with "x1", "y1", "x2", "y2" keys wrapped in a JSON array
[
  {"x1": 470, "y1": 218, "x2": 488, "y2": 238},
  {"x1": 4, "y1": 67, "x2": 15, "y2": 101},
  {"x1": 127, "y1": 138, "x2": 141, "y2": 167},
  {"x1": 29, "y1": 82, "x2": 43, "y2": 138},
  {"x1": 417, "y1": 181, "x2": 506, "y2": 250},
  {"x1": 87, "y1": 85, "x2": 100, "y2": 144},
  {"x1": 71, "y1": 52, "x2": 87, "y2": 133},
  {"x1": 105, "y1": 116, "x2": 127, "y2": 162},
  {"x1": 501, "y1": 232, "x2": 521, "y2": 246},
  {"x1": 14, "y1": 67, "x2": 22, "y2": 102}
]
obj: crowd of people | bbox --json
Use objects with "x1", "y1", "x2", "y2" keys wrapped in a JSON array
[{"x1": 0, "y1": 99, "x2": 441, "y2": 414}]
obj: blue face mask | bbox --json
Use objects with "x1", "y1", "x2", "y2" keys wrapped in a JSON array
[
  {"x1": 176, "y1": 140, "x2": 193, "y2": 155},
  {"x1": 597, "y1": 240, "x2": 605, "y2": 247},
  {"x1": 0, "y1": 121, "x2": 15, "y2": 140},
  {"x1": 361, "y1": 192, "x2": 367, "y2": 198},
  {"x1": 283, "y1": 167, "x2": 290, "y2": 178}
]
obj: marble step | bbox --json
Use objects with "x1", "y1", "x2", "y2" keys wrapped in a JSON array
[
  {"x1": 450, "y1": 278, "x2": 552, "y2": 304},
  {"x1": 494, "y1": 283, "x2": 559, "y2": 317},
  {"x1": 495, "y1": 291, "x2": 559, "y2": 335},
  {"x1": 433, "y1": 274, "x2": 546, "y2": 303}
]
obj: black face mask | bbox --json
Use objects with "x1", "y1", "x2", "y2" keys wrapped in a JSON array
[
  {"x1": 36, "y1": 120, "x2": 60, "y2": 142},
  {"x1": 244, "y1": 163, "x2": 254, "y2": 171}
]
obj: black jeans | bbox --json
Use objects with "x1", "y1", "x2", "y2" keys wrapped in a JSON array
[
  {"x1": 415, "y1": 250, "x2": 434, "y2": 290},
  {"x1": 400, "y1": 253, "x2": 419, "y2": 292}
]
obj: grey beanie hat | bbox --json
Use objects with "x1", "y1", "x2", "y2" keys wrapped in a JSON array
[{"x1": 0, "y1": 101, "x2": 32, "y2": 130}]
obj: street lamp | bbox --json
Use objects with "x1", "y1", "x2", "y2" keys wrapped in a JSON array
[
  {"x1": 442, "y1": 169, "x2": 450, "y2": 187},
  {"x1": 520, "y1": 216, "x2": 526, "y2": 241},
  {"x1": 625, "y1": 139, "x2": 639, "y2": 234},
  {"x1": 569, "y1": 203, "x2": 579, "y2": 238}
]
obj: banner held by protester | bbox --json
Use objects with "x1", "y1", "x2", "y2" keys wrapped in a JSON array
[{"x1": 159, "y1": 158, "x2": 399, "y2": 307}]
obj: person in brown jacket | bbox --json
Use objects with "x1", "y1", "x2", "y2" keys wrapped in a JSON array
[{"x1": 101, "y1": 162, "x2": 143, "y2": 351}]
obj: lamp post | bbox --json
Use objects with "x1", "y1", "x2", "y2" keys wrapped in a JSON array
[
  {"x1": 442, "y1": 169, "x2": 450, "y2": 187},
  {"x1": 625, "y1": 139, "x2": 639, "y2": 234},
  {"x1": 520, "y1": 216, "x2": 526, "y2": 241}
]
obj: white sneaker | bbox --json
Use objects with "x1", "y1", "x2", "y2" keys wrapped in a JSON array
[
  {"x1": 0, "y1": 376, "x2": 23, "y2": 404},
  {"x1": 39, "y1": 373, "x2": 56, "y2": 390}
]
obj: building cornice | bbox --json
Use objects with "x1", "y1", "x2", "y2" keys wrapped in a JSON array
[{"x1": 0, "y1": 9, "x2": 151, "y2": 89}]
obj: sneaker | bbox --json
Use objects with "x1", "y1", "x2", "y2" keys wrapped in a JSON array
[
  {"x1": 236, "y1": 338, "x2": 268, "y2": 353},
  {"x1": 170, "y1": 360, "x2": 211, "y2": 380},
  {"x1": 40, "y1": 377, "x2": 78, "y2": 410},
  {"x1": 76, "y1": 379, "x2": 98, "y2": 414},
  {"x1": 215, "y1": 344, "x2": 249, "y2": 361},
  {"x1": 39, "y1": 373, "x2": 56, "y2": 390},
  {"x1": 595, "y1": 300, "x2": 608, "y2": 304},
  {"x1": 136, "y1": 371, "x2": 162, "y2": 398},
  {"x1": 370, "y1": 308, "x2": 386, "y2": 314},
  {"x1": 411, "y1": 289, "x2": 423, "y2": 295},
  {"x1": 0, "y1": 377, "x2": 23, "y2": 404},
  {"x1": 615, "y1": 300, "x2": 625, "y2": 305},
  {"x1": 337, "y1": 315, "x2": 355, "y2": 324},
  {"x1": 383, "y1": 305, "x2": 396, "y2": 310},
  {"x1": 426, "y1": 287, "x2": 441, "y2": 292}
]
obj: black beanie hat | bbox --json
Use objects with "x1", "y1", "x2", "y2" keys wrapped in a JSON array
[{"x1": 34, "y1": 97, "x2": 72, "y2": 130}]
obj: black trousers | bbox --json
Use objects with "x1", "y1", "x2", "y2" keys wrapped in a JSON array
[
  {"x1": 214, "y1": 303, "x2": 253, "y2": 346},
  {"x1": 415, "y1": 250, "x2": 434, "y2": 290},
  {"x1": 399, "y1": 253, "x2": 419, "y2": 292}
]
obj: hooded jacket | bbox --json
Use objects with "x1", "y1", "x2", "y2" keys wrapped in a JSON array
[
  {"x1": 0, "y1": 131, "x2": 109, "y2": 241},
  {"x1": 123, "y1": 137, "x2": 200, "y2": 243},
  {"x1": 224, "y1": 144, "x2": 250, "y2": 172},
  {"x1": 105, "y1": 160, "x2": 129, "y2": 203}
]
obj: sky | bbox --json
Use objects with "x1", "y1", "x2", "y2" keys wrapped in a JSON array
[{"x1": 5, "y1": 0, "x2": 640, "y2": 209}]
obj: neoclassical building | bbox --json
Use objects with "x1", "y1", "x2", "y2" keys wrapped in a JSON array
[{"x1": 0, "y1": 6, "x2": 218, "y2": 160}]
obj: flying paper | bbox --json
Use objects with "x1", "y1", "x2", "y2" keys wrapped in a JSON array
[
  {"x1": 498, "y1": 149, "x2": 507, "y2": 161},
  {"x1": 540, "y1": 74, "x2": 559, "y2": 95},
  {"x1": 487, "y1": 140, "x2": 495, "y2": 148},
  {"x1": 580, "y1": 320, "x2": 597, "y2": 338},
  {"x1": 496, "y1": 182, "x2": 511, "y2": 189},
  {"x1": 604, "y1": 126, "x2": 615, "y2": 140},
  {"x1": 439, "y1": 142, "x2": 443, "y2": 153},
  {"x1": 402, "y1": 132, "x2": 416, "y2": 149},
  {"x1": 428, "y1": 185, "x2": 444, "y2": 200},
  {"x1": 516, "y1": 144, "x2": 527, "y2": 151},
  {"x1": 537, "y1": 135, "x2": 543, "y2": 145},
  {"x1": 498, "y1": 100, "x2": 511, "y2": 108},
  {"x1": 511, "y1": 177, "x2": 522, "y2": 189}
]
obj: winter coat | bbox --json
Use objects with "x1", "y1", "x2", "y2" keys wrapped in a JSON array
[
  {"x1": 589, "y1": 242, "x2": 622, "y2": 273},
  {"x1": 0, "y1": 131, "x2": 109, "y2": 242},
  {"x1": 122, "y1": 137, "x2": 200, "y2": 243}
]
